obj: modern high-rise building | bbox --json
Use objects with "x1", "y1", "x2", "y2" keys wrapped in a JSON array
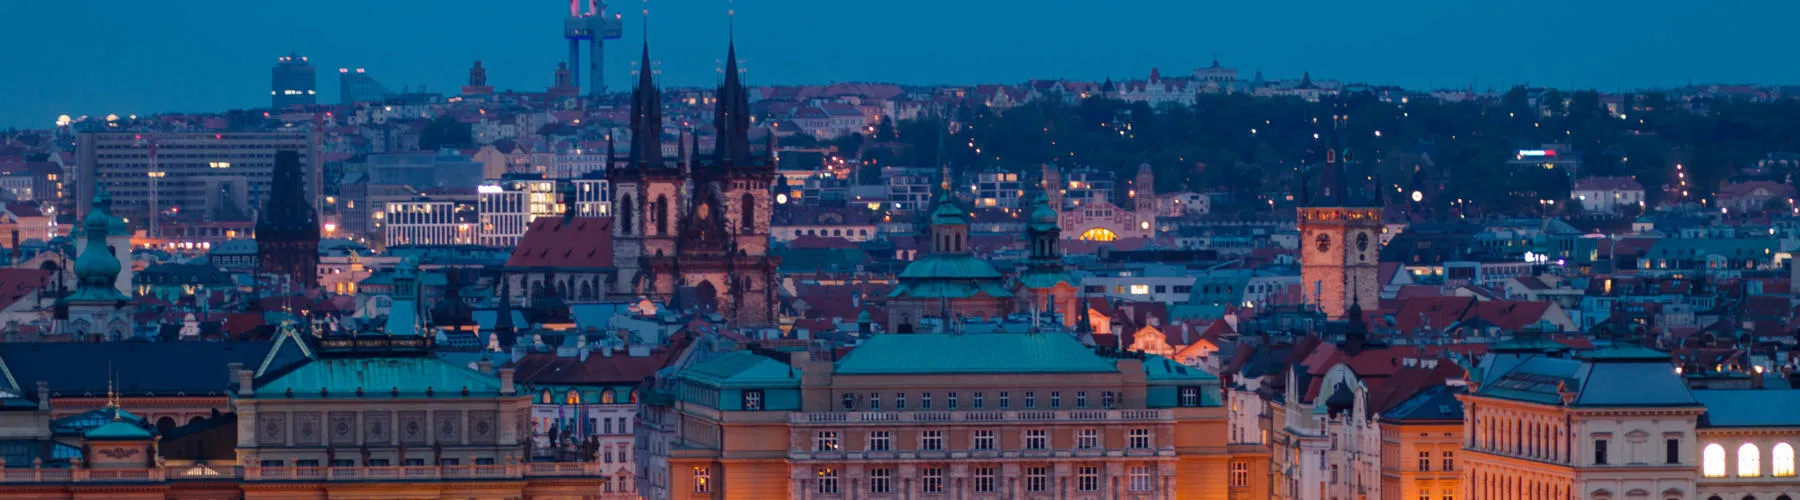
[
  {"x1": 271, "y1": 52, "x2": 317, "y2": 109},
  {"x1": 338, "y1": 67, "x2": 393, "y2": 105},
  {"x1": 75, "y1": 132, "x2": 322, "y2": 228}
]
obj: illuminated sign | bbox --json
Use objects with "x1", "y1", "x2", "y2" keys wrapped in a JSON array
[
  {"x1": 1518, "y1": 149, "x2": 1557, "y2": 157},
  {"x1": 477, "y1": 185, "x2": 505, "y2": 194}
]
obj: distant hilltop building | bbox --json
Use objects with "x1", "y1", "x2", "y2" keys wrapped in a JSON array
[
  {"x1": 338, "y1": 67, "x2": 393, "y2": 105},
  {"x1": 270, "y1": 51, "x2": 316, "y2": 109}
]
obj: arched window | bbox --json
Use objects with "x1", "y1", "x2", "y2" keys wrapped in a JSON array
[
  {"x1": 653, "y1": 195, "x2": 669, "y2": 235},
  {"x1": 619, "y1": 193, "x2": 636, "y2": 235},
  {"x1": 1775, "y1": 443, "x2": 1795, "y2": 477},
  {"x1": 741, "y1": 193, "x2": 756, "y2": 232},
  {"x1": 601, "y1": 389, "x2": 616, "y2": 404},
  {"x1": 1704, "y1": 443, "x2": 1726, "y2": 477},
  {"x1": 541, "y1": 389, "x2": 553, "y2": 404},
  {"x1": 566, "y1": 389, "x2": 582, "y2": 405},
  {"x1": 1739, "y1": 443, "x2": 1761, "y2": 477}
]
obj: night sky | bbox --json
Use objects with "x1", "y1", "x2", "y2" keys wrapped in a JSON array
[{"x1": 1, "y1": 0, "x2": 1794, "y2": 128}]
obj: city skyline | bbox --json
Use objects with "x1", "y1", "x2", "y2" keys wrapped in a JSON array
[{"x1": 4, "y1": 0, "x2": 1800, "y2": 128}]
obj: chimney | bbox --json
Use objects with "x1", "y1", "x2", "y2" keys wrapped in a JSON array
[
  {"x1": 227, "y1": 362, "x2": 244, "y2": 389},
  {"x1": 477, "y1": 359, "x2": 494, "y2": 375},
  {"x1": 236, "y1": 368, "x2": 254, "y2": 397},
  {"x1": 35, "y1": 381, "x2": 47, "y2": 411},
  {"x1": 499, "y1": 368, "x2": 516, "y2": 396}
]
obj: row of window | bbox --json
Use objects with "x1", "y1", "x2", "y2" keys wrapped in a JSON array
[
  {"x1": 813, "y1": 428, "x2": 1153, "y2": 452},
  {"x1": 1704, "y1": 442, "x2": 1799, "y2": 478},
  {"x1": 829, "y1": 388, "x2": 1204, "y2": 411},
  {"x1": 693, "y1": 464, "x2": 1160, "y2": 494},
  {"x1": 1416, "y1": 450, "x2": 1457, "y2": 471},
  {"x1": 258, "y1": 457, "x2": 494, "y2": 467},
  {"x1": 838, "y1": 390, "x2": 1116, "y2": 411}
]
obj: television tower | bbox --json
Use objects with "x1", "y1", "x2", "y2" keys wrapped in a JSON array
[{"x1": 565, "y1": 0, "x2": 624, "y2": 102}]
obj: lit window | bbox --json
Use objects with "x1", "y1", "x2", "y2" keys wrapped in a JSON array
[
  {"x1": 815, "y1": 431, "x2": 839, "y2": 451},
  {"x1": 816, "y1": 468, "x2": 839, "y2": 494},
  {"x1": 1741, "y1": 443, "x2": 1762, "y2": 477},
  {"x1": 1775, "y1": 443, "x2": 1795, "y2": 477},
  {"x1": 1704, "y1": 443, "x2": 1726, "y2": 477},
  {"x1": 1129, "y1": 284, "x2": 1150, "y2": 295},
  {"x1": 692, "y1": 467, "x2": 710, "y2": 493}
]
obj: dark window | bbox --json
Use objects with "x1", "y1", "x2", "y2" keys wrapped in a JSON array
[
  {"x1": 1667, "y1": 438, "x2": 1680, "y2": 464},
  {"x1": 1595, "y1": 439, "x2": 1609, "y2": 465},
  {"x1": 742, "y1": 389, "x2": 764, "y2": 410},
  {"x1": 330, "y1": 459, "x2": 355, "y2": 467}
]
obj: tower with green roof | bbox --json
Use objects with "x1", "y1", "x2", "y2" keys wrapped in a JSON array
[
  {"x1": 58, "y1": 188, "x2": 136, "y2": 340},
  {"x1": 1016, "y1": 190, "x2": 1077, "y2": 329},
  {"x1": 885, "y1": 189, "x2": 1013, "y2": 333}
]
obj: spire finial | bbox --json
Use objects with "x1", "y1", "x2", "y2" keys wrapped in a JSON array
[{"x1": 728, "y1": 0, "x2": 736, "y2": 42}]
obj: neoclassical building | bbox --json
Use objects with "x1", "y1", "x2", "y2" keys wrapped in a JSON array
[
  {"x1": 1460, "y1": 346, "x2": 1704, "y2": 500},
  {"x1": 638, "y1": 332, "x2": 1236, "y2": 499},
  {"x1": 1692, "y1": 389, "x2": 1800, "y2": 500}
]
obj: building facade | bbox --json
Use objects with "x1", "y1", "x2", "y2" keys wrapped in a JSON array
[
  {"x1": 638, "y1": 333, "x2": 1235, "y2": 500},
  {"x1": 76, "y1": 132, "x2": 322, "y2": 225}
]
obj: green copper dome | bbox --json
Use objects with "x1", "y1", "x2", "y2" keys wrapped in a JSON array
[
  {"x1": 73, "y1": 199, "x2": 122, "y2": 289},
  {"x1": 929, "y1": 192, "x2": 967, "y2": 226}
]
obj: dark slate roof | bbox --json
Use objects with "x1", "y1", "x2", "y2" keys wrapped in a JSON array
[
  {"x1": 1382, "y1": 385, "x2": 1464, "y2": 422},
  {"x1": 1695, "y1": 390, "x2": 1800, "y2": 428},
  {"x1": 0, "y1": 341, "x2": 300, "y2": 399}
]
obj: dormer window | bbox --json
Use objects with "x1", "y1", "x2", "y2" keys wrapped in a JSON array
[
  {"x1": 566, "y1": 390, "x2": 581, "y2": 405},
  {"x1": 742, "y1": 389, "x2": 764, "y2": 411}
]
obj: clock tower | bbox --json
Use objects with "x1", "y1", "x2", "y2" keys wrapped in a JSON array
[{"x1": 1299, "y1": 95, "x2": 1380, "y2": 319}]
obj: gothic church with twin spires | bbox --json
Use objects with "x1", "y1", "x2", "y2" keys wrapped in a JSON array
[{"x1": 608, "y1": 38, "x2": 780, "y2": 326}]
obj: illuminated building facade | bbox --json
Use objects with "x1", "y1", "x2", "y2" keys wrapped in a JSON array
[
  {"x1": 478, "y1": 175, "x2": 561, "y2": 248},
  {"x1": 1459, "y1": 347, "x2": 1703, "y2": 500},
  {"x1": 382, "y1": 197, "x2": 477, "y2": 246},
  {"x1": 638, "y1": 333, "x2": 1237, "y2": 500},
  {"x1": 1055, "y1": 164, "x2": 1156, "y2": 241}
]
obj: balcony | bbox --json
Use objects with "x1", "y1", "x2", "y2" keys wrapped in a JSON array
[{"x1": 790, "y1": 409, "x2": 1174, "y2": 425}]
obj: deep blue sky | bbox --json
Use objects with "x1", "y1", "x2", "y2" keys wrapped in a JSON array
[{"x1": 2, "y1": 0, "x2": 1795, "y2": 129}]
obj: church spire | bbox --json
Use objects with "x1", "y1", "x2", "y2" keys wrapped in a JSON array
[
  {"x1": 627, "y1": 39, "x2": 664, "y2": 168},
  {"x1": 712, "y1": 36, "x2": 753, "y2": 167}
]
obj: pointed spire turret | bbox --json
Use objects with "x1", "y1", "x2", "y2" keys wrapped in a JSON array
[
  {"x1": 713, "y1": 41, "x2": 753, "y2": 167},
  {"x1": 627, "y1": 41, "x2": 665, "y2": 168}
]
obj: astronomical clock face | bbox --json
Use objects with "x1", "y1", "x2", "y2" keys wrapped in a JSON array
[{"x1": 1315, "y1": 233, "x2": 1332, "y2": 253}]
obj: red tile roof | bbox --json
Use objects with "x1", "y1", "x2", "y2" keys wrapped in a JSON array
[{"x1": 506, "y1": 217, "x2": 614, "y2": 268}]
